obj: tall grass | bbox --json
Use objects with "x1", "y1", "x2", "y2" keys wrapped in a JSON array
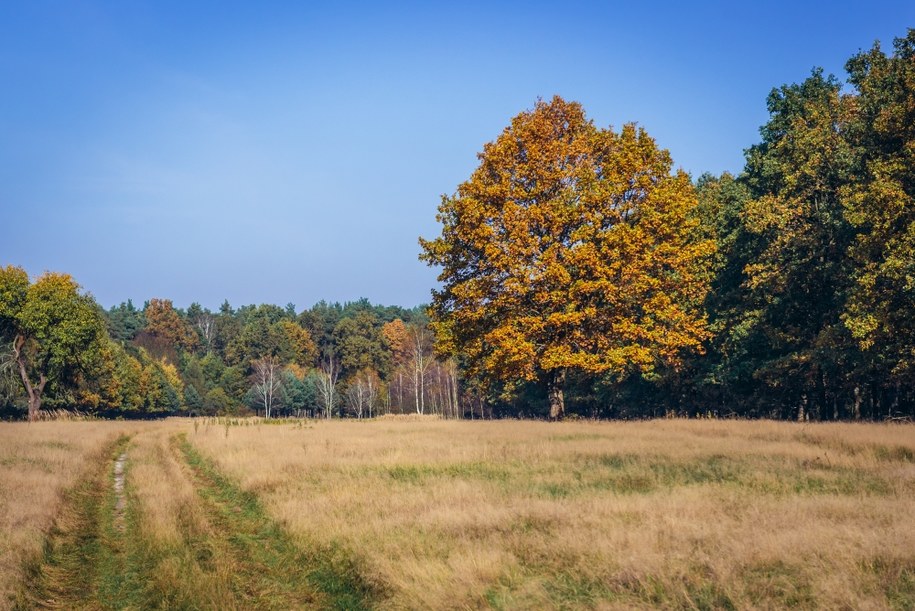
[
  {"x1": 4, "y1": 419, "x2": 913, "y2": 609},
  {"x1": 0, "y1": 421, "x2": 135, "y2": 608},
  {"x1": 189, "y1": 418, "x2": 915, "y2": 609}
]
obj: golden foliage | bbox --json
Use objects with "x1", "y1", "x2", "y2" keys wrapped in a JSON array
[
  {"x1": 277, "y1": 320, "x2": 317, "y2": 367},
  {"x1": 381, "y1": 319, "x2": 410, "y2": 366},
  {"x1": 144, "y1": 298, "x2": 198, "y2": 353},
  {"x1": 421, "y1": 96, "x2": 713, "y2": 390}
]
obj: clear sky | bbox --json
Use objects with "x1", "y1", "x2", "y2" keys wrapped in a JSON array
[{"x1": 1, "y1": 1, "x2": 911, "y2": 311}]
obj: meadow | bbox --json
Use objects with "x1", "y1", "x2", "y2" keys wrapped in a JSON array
[{"x1": 2, "y1": 417, "x2": 914, "y2": 609}]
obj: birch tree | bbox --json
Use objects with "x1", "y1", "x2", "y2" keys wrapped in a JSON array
[
  {"x1": 251, "y1": 356, "x2": 283, "y2": 418},
  {"x1": 407, "y1": 323, "x2": 433, "y2": 414},
  {"x1": 315, "y1": 357, "x2": 339, "y2": 418}
]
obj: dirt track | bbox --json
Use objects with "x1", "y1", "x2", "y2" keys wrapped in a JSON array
[{"x1": 13, "y1": 429, "x2": 372, "y2": 610}]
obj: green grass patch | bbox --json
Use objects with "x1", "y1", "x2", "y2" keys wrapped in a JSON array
[
  {"x1": 874, "y1": 444, "x2": 915, "y2": 463},
  {"x1": 743, "y1": 560, "x2": 815, "y2": 608},
  {"x1": 177, "y1": 434, "x2": 379, "y2": 610},
  {"x1": 864, "y1": 556, "x2": 915, "y2": 610},
  {"x1": 542, "y1": 572, "x2": 624, "y2": 607},
  {"x1": 35, "y1": 440, "x2": 76, "y2": 451},
  {"x1": 791, "y1": 470, "x2": 893, "y2": 496},
  {"x1": 548, "y1": 433, "x2": 608, "y2": 442},
  {"x1": 13, "y1": 435, "x2": 134, "y2": 609},
  {"x1": 552, "y1": 452, "x2": 896, "y2": 499},
  {"x1": 0, "y1": 455, "x2": 53, "y2": 472},
  {"x1": 386, "y1": 461, "x2": 511, "y2": 484}
]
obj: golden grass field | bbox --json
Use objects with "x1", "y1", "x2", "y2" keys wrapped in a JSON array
[{"x1": 2, "y1": 417, "x2": 914, "y2": 609}]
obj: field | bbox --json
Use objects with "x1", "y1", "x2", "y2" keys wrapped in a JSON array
[{"x1": 2, "y1": 418, "x2": 914, "y2": 609}]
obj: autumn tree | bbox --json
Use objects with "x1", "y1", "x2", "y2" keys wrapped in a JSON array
[
  {"x1": 142, "y1": 298, "x2": 198, "y2": 356},
  {"x1": 0, "y1": 267, "x2": 107, "y2": 420},
  {"x1": 382, "y1": 318, "x2": 410, "y2": 411},
  {"x1": 278, "y1": 320, "x2": 317, "y2": 367},
  {"x1": 420, "y1": 96, "x2": 713, "y2": 418}
]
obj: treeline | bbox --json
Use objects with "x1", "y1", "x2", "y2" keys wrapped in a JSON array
[
  {"x1": 104, "y1": 298, "x2": 465, "y2": 418},
  {"x1": 2, "y1": 31, "x2": 914, "y2": 421},
  {"x1": 422, "y1": 30, "x2": 915, "y2": 422},
  {"x1": 0, "y1": 289, "x2": 467, "y2": 419},
  {"x1": 653, "y1": 32, "x2": 915, "y2": 421}
]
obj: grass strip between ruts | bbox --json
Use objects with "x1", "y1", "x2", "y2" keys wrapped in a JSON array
[{"x1": 175, "y1": 433, "x2": 378, "y2": 610}]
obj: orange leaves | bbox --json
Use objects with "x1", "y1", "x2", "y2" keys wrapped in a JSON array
[
  {"x1": 145, "y1": 298, "x2": 198, "y2": 352},
  {"x1": 421, "y1": 96, "x2": 714, "y2": 390},
  {"x1": 382, "y1": 319, "x2": 410, "y2": 365}
]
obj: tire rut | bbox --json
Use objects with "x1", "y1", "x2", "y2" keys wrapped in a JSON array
[
  {"x1": 165, "y1": 434, "x2": 323, "y2": 609},
  {"x1": 170, "y1": 433, "x2": 375, "y2": 610},
  {"x1": 14, "y1": 435, "x2": 133, "y2": 610},
  {"x1": 15, "y1": 430, "x2": 375, "y2": 610}
]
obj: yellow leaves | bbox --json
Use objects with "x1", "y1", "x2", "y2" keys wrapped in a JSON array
[
  {"x1": 278, "y1": 320, "x2": 317, "y2": 367},
  {"x1": 482, "y1": 325, "x2": 537, "y2": 381},
  {"x1": 843, "y1": 309, "x2": 878, "y2": 349},
  {"x1": 421, "y1": 96, "x2": 713, "y2": 388},
  {"x1": 145, "y1": 298, "x2": 198, "y2": 352},
  {"x1": 742, "y1": 195, "x2": 793, "y2": 235},
  {"x1": 76, "y1": 389, "x2": 102, "y2": 409},
  {"x1": 284, "y1": 363, "x2": 308, "y2": 381},
  {"x1": 382, "y1": 319, "x2": 410, "y2": 364},
  {"x1": 0, "y1": 265, "x2": 29, "y2": 320}
]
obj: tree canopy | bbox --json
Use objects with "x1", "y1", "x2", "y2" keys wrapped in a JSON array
[
  {"x1": 421, "y1": 96, "x2": 714, "y2": 418},
  {"x1": 0, "y1": 266, "x2": 107, "y2": 421}
]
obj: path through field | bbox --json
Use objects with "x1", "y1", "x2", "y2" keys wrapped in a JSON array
[{"x1": 14, "y1": 427, "x2": 373, "y2": 610}]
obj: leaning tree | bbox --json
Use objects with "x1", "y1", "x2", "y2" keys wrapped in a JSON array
[{"x1": 0, "y1": 266, "x2": 107, "y2": 421}]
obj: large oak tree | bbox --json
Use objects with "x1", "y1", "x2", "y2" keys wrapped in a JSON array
[{"x1": 420, "y1": 96, "x2": 713, "y2": 418}]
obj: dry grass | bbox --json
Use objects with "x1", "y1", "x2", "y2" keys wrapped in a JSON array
[
  {"x1": 0, "y1": 421, "x2": 135, "y2": 607},
  {"x1": 3, "y1": 418, "x2": 913, "y2": 609},
  {"x1": 188, "y1": 418, "x2": 915, "y2": 609},
  {"x1": 126, "y1": 422, "x2": 200, "y2": 545},
  {"x1": 127, "y1": 424, "x2": 327, "y2": 608}
]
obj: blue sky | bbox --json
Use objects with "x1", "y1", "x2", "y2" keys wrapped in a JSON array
[{"x1": 1, "y1": 1, "x2": 911, "y2": 311}]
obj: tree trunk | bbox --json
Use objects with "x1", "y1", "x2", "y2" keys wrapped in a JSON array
[
  {"x1": 27, "y1": 394, "x2": 41, "y2": 422},
  {"x1": 13, "y1": 336, "x2": 45, "y2": 422},
  {"x1": 798, "y1": 393, "x2": 807, "y2": 422},
  {"x1": 450, "y1": 364, "x2": 460, "y2": 419},
  {"x1": 548, "y1": 369, "x2": 566, "y2": 420},
  {"x1": 420, "y1": 370, "x2": 425, "y2": 415}
]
